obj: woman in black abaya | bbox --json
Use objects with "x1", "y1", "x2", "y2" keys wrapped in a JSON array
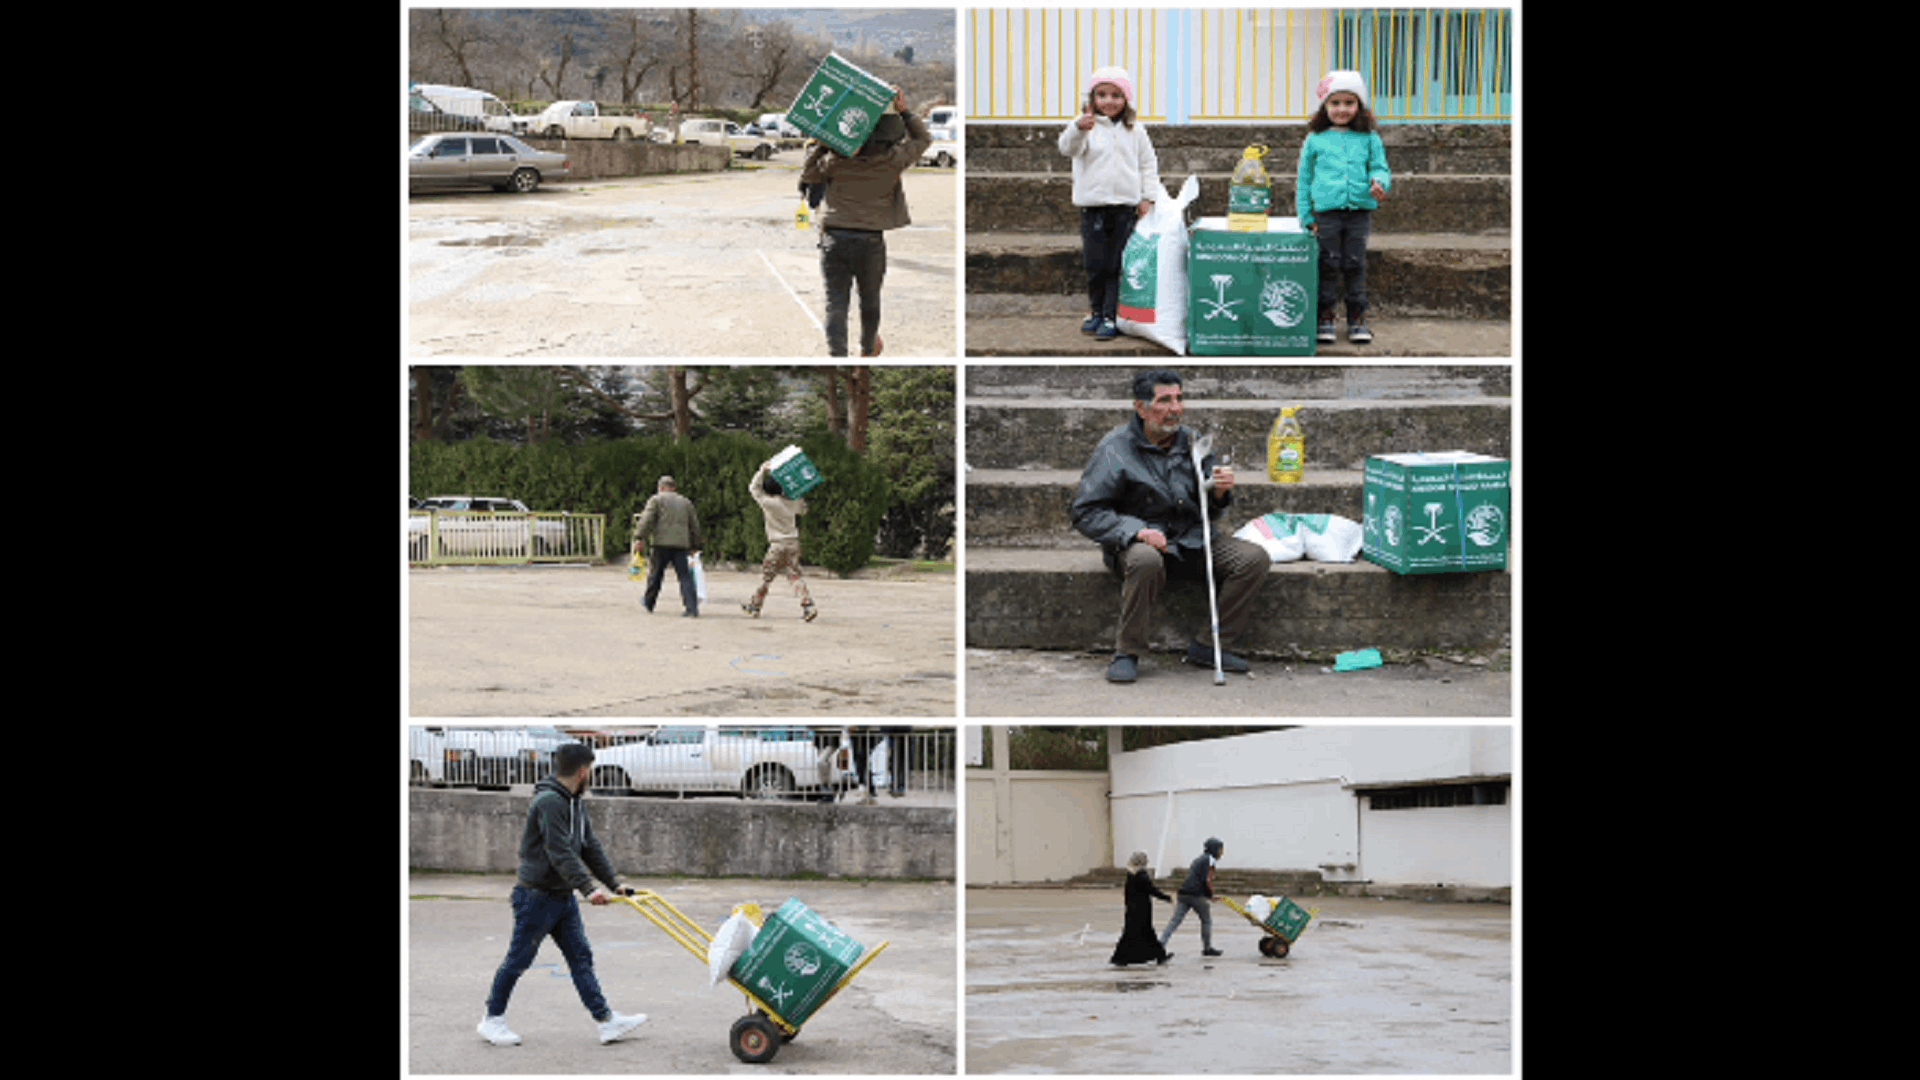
[{"x1": 1110, "y1": 850, "x2": 1173, "y2": 965}]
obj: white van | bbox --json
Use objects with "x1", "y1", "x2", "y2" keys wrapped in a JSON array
[
  {"x1": 926, "y1": 106, "x2": 961, "y2": 135},
  {"x1": 754, "y1": 112, "x2": 801, "y2": 138},
  {"x1": 411, "y1": 84, "x2": 528, "y2": 134}
]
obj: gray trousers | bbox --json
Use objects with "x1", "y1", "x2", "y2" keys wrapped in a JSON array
[
  {"x1": 1159, "y1": 892, "x2": 1213, "y2": 950},
  {"x1": 821, "y1": 227, "x2": 886, "y2": 357},
  {"x1": 1115, "y1": 536, "x2": 1269, "y2": 659}
]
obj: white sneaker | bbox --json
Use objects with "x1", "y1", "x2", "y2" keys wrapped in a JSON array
[
  {"x1": 477, "y1": 1014, "x2": 521, "y2": 1046},
  {"x1": 598, "y1": 1011, "x2": 648, "y2": 1043}
]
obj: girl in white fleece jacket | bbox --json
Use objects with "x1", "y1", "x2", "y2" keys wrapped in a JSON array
[{"x1": 1058, "y1": 66, "x2": 1160, "y2": 340}]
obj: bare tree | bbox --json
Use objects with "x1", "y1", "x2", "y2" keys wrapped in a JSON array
[{"x1": 735, "y1": 19, "x2": 803, "y2": 111}]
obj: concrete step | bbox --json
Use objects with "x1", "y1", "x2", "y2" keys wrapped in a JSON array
[
  {"x1": 968, "y1": 122, "x2": 1512, "y2": 176},
  {"x1": 965, "y1": 363, "x2": 1512, "y2": 400},
  {"x1": 965, "y1": 295, "x2": 1511, "y2": 358},
  {"x1": 965, "y1": 546, "x2": 1511, "y2": 659},
  {"x1": 965, "y1": 233, "x2": 1511, "y2": 321},
  {"x1": 964, "y1": 395, "x2": 1512, "y2": 472},
  {"x1": 968, "y1": 172, "x2": 1510, "y2": 234},
  {"x1": 968, "y1": 468, "x2": 1377, "y2": 549}
]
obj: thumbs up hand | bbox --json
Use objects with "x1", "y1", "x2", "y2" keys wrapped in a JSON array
[{"x1": 1075, "y1": 99, "x2": 1095, "y2": 131}]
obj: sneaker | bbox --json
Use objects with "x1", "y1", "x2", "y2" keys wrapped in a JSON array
[
  {"x1": 1348, "y1": 317, "x2": 1372, "y2": 344},
  {"x1": 1095, "y1": 318, "x2": 1118, "y2": 340},
  {"x1": 741, "y1": 603, "x2": 761, "y2": 618},
  {"x1": 1159, "y1": 952, "x2": 1173, "y2": 964},
  {"x1": 1317, "y1": 314, "x2": 1337, "y2": 344},
  {"x1": 1202, "y1": 947, "x2": 1223, "y2": 957},
  {"x1": 478, "y1": 1014, "x2": 522, "y2": 1046},
  {"x1": 1107, "y1": 653, "x2": 1138, "y2": 682},
  {"x1": 802, "y1": 604, "x2": 819, "y2": 622},
  {"x1": 1184, "y1": 640, "x2": 1249, "y2": 673},
  {"x1": 862, "y1": 333, "x2": 884, "y2": 358},
  {"x1": 597, "y1": 1011, "x2": 648, "y2": 1044},
  {"x1": 1080, "y1": 313, "x2": 1102, "y2": 335}
]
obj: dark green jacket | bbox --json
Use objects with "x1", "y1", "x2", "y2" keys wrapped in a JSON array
[
  {"x1": 517, "y1": 775, "x2": 620, "y2": 897},
  {"x1": 634, "y1": 490, "x2": 704, "y2": 550}
]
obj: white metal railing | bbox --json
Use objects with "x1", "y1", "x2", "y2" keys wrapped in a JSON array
[
  {"x1": 407, "y1": 510, "x2": 604, "y2": 565},
  {"x1": 407, "y1": 726, "x2": 956, "y2": 806}
]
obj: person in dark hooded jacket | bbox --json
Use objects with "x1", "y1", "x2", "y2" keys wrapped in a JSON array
[
  {"x1": 1158, "y1": 837, "x2": 1225, "y2": 957},
  {"x1": 479, "y1": 742, "x2": 648, "y2": 1047},
  {"x1": 799, "y1": 85, "x2": 933, "y2": 358}
]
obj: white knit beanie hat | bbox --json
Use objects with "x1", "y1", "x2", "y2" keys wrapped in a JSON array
[
  {"x1": 1086, "y1": 65, "x2": 1135, "y2": 107},
  {"x1": 1314, "y1": 70, "x2": 1369, "y2": 111}
]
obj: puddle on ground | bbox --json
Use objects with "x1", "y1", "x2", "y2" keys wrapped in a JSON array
[
  {"x1": 439, "y1": 234, "x2": 544, "y2": 249},
  {"x1": 971, "y1": 978, "x2": 1171, "y2": 995}
]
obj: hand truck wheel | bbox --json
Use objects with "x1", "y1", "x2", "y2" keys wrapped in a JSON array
[{"x1": 730, "y1": 1014, "x2": 782, "y2": 1064}]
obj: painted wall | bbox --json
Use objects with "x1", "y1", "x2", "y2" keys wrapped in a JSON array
[{"x1": 1109, "y1": 726, "x2": 1510, "y2": 888}]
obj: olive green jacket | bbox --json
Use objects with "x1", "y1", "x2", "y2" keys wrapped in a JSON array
[{"x1": 634, "y1": 490, "x2": 703, "y2": 550}]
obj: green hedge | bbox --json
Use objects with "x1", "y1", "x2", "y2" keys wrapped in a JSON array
[{"x1": 409, "y1": 434, "x2": 893, "y2": 575}]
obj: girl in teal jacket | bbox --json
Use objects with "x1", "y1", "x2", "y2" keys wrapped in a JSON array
[{"x1": 1296, "y1": 71, "x2": 1391, "y2": 344}]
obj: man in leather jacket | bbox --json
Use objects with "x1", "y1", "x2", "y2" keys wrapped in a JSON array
[{"x1": 1069, "y1": 369, "x2": 1269, "y2": 682}]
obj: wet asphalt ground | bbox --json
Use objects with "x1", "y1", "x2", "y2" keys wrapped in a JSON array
[
  {"x1": 965, "y1": 887, "x2": 1512, "y2": 1074},
  {"x1": 407, "y1": 874, "x2": 957, "y2": 1074}
]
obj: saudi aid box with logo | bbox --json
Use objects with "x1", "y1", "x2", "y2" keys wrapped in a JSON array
[
  {"x1": 1361, "y1": 452, "x2": 1510, "y2": 574},
  {"x1": 727, "y1": 897, "x2": 866, "y2": 1026},
  {"x1": 1186, "y1": 218, "x2": 1318, "y2": 356},
  {"x1": 787, "y1": 53, "x2": 895, "y2": 158}
]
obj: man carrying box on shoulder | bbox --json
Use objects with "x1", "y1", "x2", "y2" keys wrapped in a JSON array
[{"x1": 800, "y1": 85, "x2": 932, "y2": 358}]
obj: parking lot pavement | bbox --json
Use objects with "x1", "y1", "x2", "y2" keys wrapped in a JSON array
[
  {"x1": 406, "y1": 157, "x2": 958, "y2": 357},
  {"x1": 965, "y1": 888, "x2": 1512, "y2": 1074},
  {"x1": 407, "y1": 874, "x2": 957, "y2": 1074},
  {"x1": 406, "y1": 562, "x2": 956, "y2": 718}
]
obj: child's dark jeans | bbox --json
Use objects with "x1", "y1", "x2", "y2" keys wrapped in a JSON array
[
  {"x1": 1080, "y1": 205, "x2": 1139, "y2": 320},
  {"x1": 1313, "y1": 208, "x2": 1372, "y2": 319}
]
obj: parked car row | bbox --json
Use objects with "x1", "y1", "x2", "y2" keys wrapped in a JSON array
[
  {"x1": 408, "y1": 726, "x2": 900, "y2": 802},
  {"x1": 407, "y1": 134, "x2": 569, "y2": 194}
]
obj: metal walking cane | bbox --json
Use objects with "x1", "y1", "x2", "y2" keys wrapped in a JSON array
[{"x1": 1189, "y1": 432, "x2": 1225, "y2": 686}]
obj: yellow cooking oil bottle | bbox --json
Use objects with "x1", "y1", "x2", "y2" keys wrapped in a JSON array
[
  {"x1": 1227, "y1": 145, "x2": 1272, "y2": 232},
  {"x1": 795, "y1": 199, "x2": 811, "y2": 230},
  {"x1": 1267, "y1": 407, "x2": 1304, "y2": 482}
]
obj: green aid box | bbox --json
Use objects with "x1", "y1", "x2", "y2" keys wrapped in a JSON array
[
  {"x1": 769, "y1": 445, "x2": 824, "y2": 498},
  {"x1": 1186, "y1": 225, "x2": 1318, "y2": 356},
  {"x1": 787, "y1": 53, "x2": 894, "y2": 157},
  {"x1": 1263, "y1": 896, "x2": 1314, "y2": 942},
  {"x1": 1361, "y1": 452, "x2": 1510, "y2": 574},
  {"x1": 729, "y1": 897, "x2": 866, "y2": 1026}
]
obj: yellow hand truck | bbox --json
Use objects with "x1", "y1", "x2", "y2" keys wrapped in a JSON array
[
  {"x1": 1220, "y1": 895, "x2": 1318, "y2": 958},
  {"x1": 613, "y1": 889, "x2": 890, "y2": 1064}
]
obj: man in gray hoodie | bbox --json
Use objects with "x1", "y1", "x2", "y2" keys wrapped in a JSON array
[
  {"x1": 1158, "y1": 837, "x2": 1226, "y2": 958},
  {"x1": 479, "y1": 742, "x2": 647, "y2": 1047}
]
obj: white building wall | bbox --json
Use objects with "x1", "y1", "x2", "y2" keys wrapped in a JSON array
[{"x1": 1109, "y1": 726, "x2": 1511, "y2": 888}]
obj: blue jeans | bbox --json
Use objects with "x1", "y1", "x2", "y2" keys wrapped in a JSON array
[
  {"x1": 644, "y1": 546, "x2": 698, "y2": 615},
  {"x1": 486, "y1": 886, "x2": 610, "y2": 1021},
  {"x1": 1159, "y1": 893, "x2": 1214, "y2": 950}
]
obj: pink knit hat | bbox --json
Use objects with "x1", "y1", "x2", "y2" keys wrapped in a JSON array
[{"x1": 1085, "y1": 65, "x2": 1134, "y2": 106}]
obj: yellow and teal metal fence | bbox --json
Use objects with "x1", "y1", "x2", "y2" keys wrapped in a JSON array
[
  {"x1": 969, "y1": 7, "x2": 1513, "y2": 124},
  {"x1": 407, "y1": 510, "x2": 604, "y2": 566}
]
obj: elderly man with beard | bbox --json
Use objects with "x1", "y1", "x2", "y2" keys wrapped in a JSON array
[{"x1": 1069, "y1": 369, "x2": 1269, "y2": 683}]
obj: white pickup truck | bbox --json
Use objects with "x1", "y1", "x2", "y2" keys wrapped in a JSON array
[
  {"x1": 671, "y1": 118, "x2": 780, "y2": 160},
  {"x1": 531, "y1": 101, "x2": 651, "y2": 141},
  {"x1": 588, "y1": 725, "x2": 857, "y2": 800}
]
